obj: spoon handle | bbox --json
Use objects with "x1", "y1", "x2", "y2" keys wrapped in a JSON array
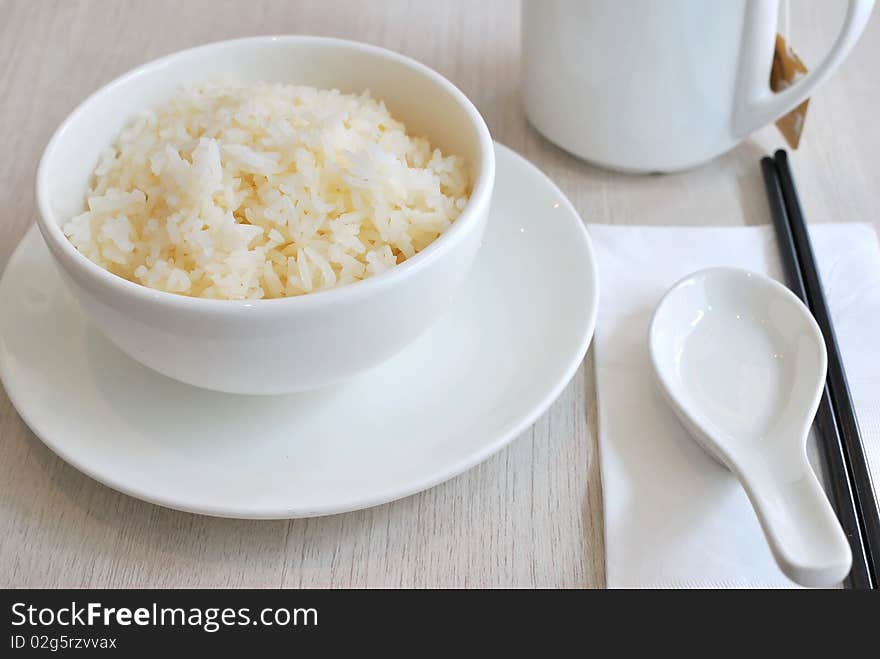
[{"x1": 740, "y1": 459, "x2": 852, "y2": 588}]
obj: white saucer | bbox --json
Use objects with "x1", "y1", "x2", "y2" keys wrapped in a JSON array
[{"x1": 0, "y1": 143, "x2": 598, "y2": 518}]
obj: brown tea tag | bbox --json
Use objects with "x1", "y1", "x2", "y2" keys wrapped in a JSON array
[{"x1": 770, "y1": 33, "x2": 809, "y2": 149}]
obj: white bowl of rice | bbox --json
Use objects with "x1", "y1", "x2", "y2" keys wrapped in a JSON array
[{"x1": 36, "y1": 36, "x2": 494, "y2": 394}]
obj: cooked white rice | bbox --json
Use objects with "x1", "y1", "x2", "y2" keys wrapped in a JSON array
[{"x1": 63, "y1": 81, "x2": 470, "y2": 299}]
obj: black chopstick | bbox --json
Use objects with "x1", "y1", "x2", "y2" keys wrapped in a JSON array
[
  {"x1": 761, "y1": 157, "x2": 871, "y2": 589},
  {"x1": 760, "y1": 152, "x2": 880, "y2": 589},
  {"x1": 761, "y1": 158, "x2": 871, "y2": 588},
  {"x1": 773, "y1": 150, "x2": 880, "y2": 585}
]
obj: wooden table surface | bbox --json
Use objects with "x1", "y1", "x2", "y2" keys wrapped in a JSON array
[{"x1": 2, "y1": 0, "x2": 878, "y2": 588}]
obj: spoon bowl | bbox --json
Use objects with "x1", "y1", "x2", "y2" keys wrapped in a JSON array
[{"x1": 649, "y1": 267, "x2": 851, "y2": 587}]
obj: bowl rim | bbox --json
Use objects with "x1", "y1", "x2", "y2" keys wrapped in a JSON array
[{"x1": 35, "y1": 34, "x2": 495, "y2": 313}]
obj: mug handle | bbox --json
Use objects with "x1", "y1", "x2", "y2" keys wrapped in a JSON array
[{"x1": 733, "y1": 0, "x2": 874, "y2": 138}]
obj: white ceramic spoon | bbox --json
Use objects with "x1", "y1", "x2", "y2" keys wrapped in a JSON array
[{"x1": 649, "y1": 267, "x2": 851, "y2": 587}]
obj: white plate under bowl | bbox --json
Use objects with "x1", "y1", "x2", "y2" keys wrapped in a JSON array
[{"x1": 0, "y1": 143, "x2": 598, "y2": 518}]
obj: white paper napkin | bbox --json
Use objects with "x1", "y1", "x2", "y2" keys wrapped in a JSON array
[{"x1": 589, "y1": 222, "x2": 880, "y2": 588}]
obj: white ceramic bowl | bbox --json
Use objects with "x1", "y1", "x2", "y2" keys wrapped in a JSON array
[{"x1": 36, "y1": 36, "x2": 495, "y2": 395}]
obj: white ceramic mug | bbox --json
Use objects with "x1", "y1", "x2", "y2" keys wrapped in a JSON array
[{"x1": 522, "y1": 0, "x2": 874, "y2": 172}]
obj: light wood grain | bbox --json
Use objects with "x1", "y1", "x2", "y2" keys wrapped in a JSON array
[{"x1": 1, "y1": 0, "x2": 878, "y2": 588}]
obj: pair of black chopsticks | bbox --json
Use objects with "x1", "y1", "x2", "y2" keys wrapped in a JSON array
[{"x1": 761, "y1": 150, "x2": 880, "y2": 589}]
